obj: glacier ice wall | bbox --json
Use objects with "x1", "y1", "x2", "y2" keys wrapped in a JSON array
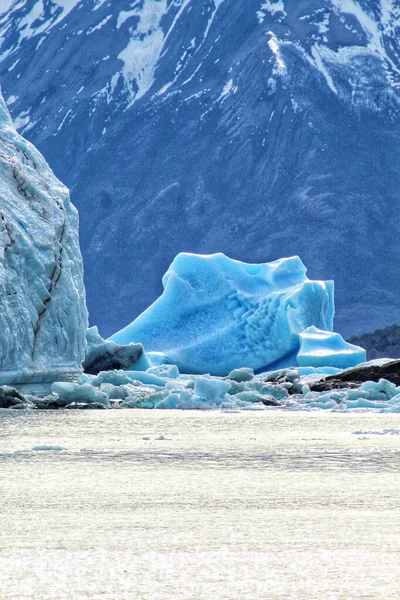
[
  {"x1": 111, "y1": 253, "x2": 334, "y2": 376},
  {"x1": 0, "y1": 93, "x2": 87, "y2": 384}
]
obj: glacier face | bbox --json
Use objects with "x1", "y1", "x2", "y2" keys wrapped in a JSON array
[
  {"x1": 1, "y1": 0, "x2": 400, "y2": 337},
  {"x1": 111, "y1": 253, "x2": 334, "y2": 376},
  {"x1": 0, "y1": 92, "x2": 87, "y2": 384}
]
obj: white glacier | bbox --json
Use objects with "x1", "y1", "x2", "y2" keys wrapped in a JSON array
[
  {"x1": 0, "y1": 91, "x2": 87, "y2": 385},
  {"x1": 111, "y1": 252, "x2": 334, "y2": 376}
]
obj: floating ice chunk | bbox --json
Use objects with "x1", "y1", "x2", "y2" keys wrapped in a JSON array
[
  {"x1": 92, "y1": 391, "x2": 110, "y2": 406},
  {"x1": 147, "y1": 364, "x2": 180, "y2": 379},
  {"x1": 345, "y1": 398, "x2": 389, "y2": 409},
  {"x1": 53, "y1": 382, "x2": 109, "y2": 406},
  {"x1": 352, "y1": 429, "x2": 400, "y2": 435},
  {"x1": 193, "y1": 376, "x2": 231, "y2": 400},
  {"x1": 89, "y1": 370, "x2": 135, "y2": 387},
  {"x1": 220, "y1": 400, "x2": 238, "y2": 410},
  {"x1": 226, "y1": 367, "x2": 254, "y2": 382},
  {"x1": 235, "y1": 391, "x2": 281, "y2": 406},
  {"x1": 125, "y1": 370, "x2": 166, "y2": 387},
  {"x1": 297, "y1": 326, "x2": 366, "y2": 369},
  {"x1": 154, "y1": 392, "x2": 181, "y2": 409},
  {"x1": 84, "y1": 326, "x2": 149, "y2": 374},
  {"x1": 182, "y1": 389, "x2": 212, "y2": 409},
  {"x1": 349, "y1": 379, "x2": 399, "y2": 403},
  {"x1": 51, "y1": 382, "x2": 101, "y2": 405},
  {"x1": 52, "y1": 381, "x2": 95, "y2": 403},
  {"x1": 246, "y1": 379, "x2": 289, "y2": 400},
  {"x1": 111, "y1": 253, "x2": 334, "y2": 376},
  {"x1": 32, "y1": 445, "x2": 65, "y2": 451}
]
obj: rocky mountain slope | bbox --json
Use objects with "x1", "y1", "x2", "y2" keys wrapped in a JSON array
[{"x1": 1, "y1": 0, "x2": 399, "y2": 337}]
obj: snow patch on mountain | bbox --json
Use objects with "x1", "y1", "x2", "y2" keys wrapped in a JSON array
[
  {"x1": 117, "y1": 0, "x2": 167, "y2": 104},
  {"x1": 257, "y1": 1, "x2": 286, "y2": 24},
  {"x1": 0, "y1": 0, "x2": 82, "y2": 61},
  {"x1": 0, "y1": 0, "x2": 19, "y2": 17},
  {"x1": 331, "y1": 0, "x2": 400, "y2": 78}
]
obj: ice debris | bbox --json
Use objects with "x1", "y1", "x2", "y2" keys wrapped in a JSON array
[
  {"x1": 31, "y1": 445, "x2": 65, "y2": 451},
  {"x1": 3, "y1": 361, "x2": 400, "y2": 412},
  {"x1": 111, "y1": 253, "x2": 334, "y2": 376},
  {"x1": 0, "y1": 92, "x2": 87, "y2": 385},
  {"x1": 297, "y1": 326, "x2": 366, "y2": 369}
]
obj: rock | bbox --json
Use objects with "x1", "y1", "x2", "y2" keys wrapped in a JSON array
[
  {"x1": 0, "y1": 386, "x2": 26, "y2": 408},
  {"x1": 66, "y1": 401, "x2": 108, "y2": 409},
  {"x1": 309, "y1": 359, "x2": 400, "y2": 392},
  {"x1": 35, "y1": 400, "x2": 63, "y2": 410}
]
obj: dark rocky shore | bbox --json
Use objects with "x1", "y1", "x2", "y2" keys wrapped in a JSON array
[{"x1": 309, "y1": 360, "x2": 400, "y2": 391}]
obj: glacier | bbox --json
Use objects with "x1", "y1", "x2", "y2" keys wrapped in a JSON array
[
  {"x1": 111, "y1": 252, "x2": 334, "y2": 376},
  {"x1": 0, "y1": 91, "x2": 87, "y2": 386}
]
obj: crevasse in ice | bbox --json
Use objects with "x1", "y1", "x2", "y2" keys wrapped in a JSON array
[
  {"x1": 111, "y1": 253, "x2": 334, "y2": 376},
  {"x1": 0, "y1": 92, "x2": 87, "y2": 384}
]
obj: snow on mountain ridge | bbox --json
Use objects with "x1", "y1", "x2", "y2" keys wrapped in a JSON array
[{"x1": 3, "y1": 0, "x2": 399, "y2": 138}]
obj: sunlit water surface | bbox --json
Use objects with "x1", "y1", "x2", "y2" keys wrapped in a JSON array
[{"x1": 0, "y1": 410, "x2": 399, "y2": 599}]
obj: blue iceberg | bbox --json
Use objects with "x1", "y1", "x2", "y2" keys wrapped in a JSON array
[
  {"x1": 297, "y1": 326, "x2": 366, "y2": 369},
  {"x1": 111, "y1": 253, "x2": 334, "y2": 376}
]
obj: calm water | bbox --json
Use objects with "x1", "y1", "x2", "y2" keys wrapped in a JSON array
[{"x1": 0, "y1": 409, "x2": 399, "y2": 599}]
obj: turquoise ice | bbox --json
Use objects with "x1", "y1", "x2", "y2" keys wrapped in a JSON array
[
  {"x1": 297, "y1": 326, "x2": 366, "y2": 369},
  {"x1": 111, "y1": 253, "x2": 334, "y2": 376}
]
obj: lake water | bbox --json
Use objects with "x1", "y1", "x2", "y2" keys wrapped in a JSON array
[{"x1": 0, "y1": 409, "x2": 399, "y2": 599}]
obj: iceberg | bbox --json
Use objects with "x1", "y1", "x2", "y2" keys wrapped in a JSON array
[
  {"x1": 0, "y1": 92, "x2": 87, "y2": 386},
  {"x1": 83, "y1": 326, "x2": 149, "y2": 374},
  {"x1": 297, "y1": 326, "x2": 366, "y2": 369},
  {"x1": 111, "y1": 253, "x2": 334, "y2": 376}
]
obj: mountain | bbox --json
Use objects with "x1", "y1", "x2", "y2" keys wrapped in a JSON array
[
  {"x1": 349, "y1": 323, "x2": 400, "y2": 360},
  {"x1": 1, "y1": 0, "x2": 399, "y2": 338}
]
